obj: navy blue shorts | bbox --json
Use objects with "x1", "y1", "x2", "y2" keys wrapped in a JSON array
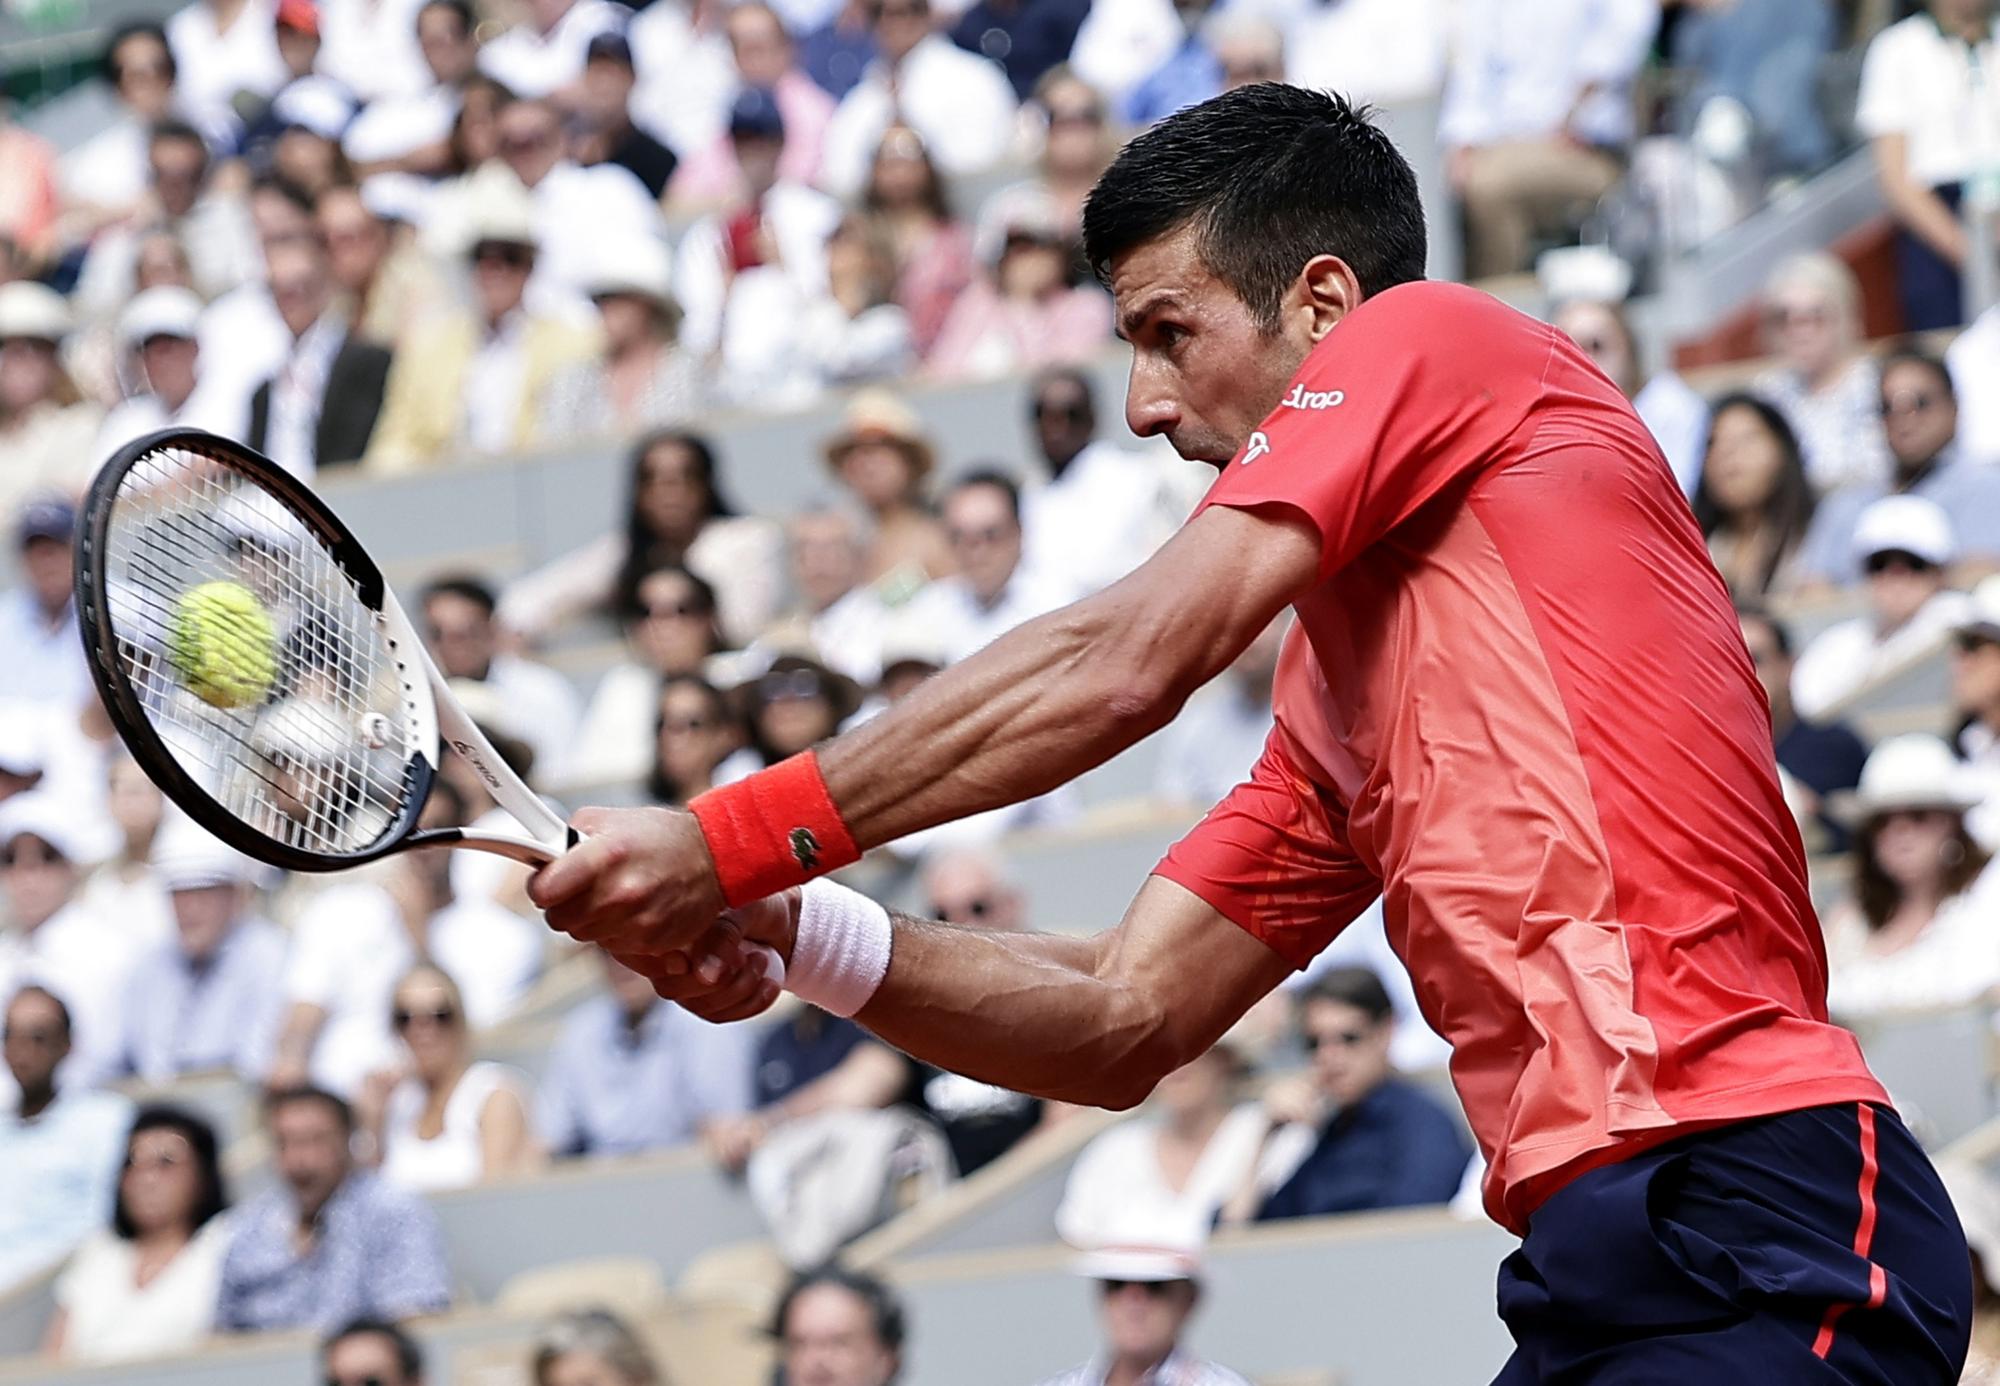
[{"x1": 1493, "y1": 1103, "x2": 1972, "y2": 1384}]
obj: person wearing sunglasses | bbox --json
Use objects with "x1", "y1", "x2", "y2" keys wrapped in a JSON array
[
  {"x1": 1791, "y1": 494, "x2": 1973, "y2": 722},
  {"x1": 45, "y1": 1106, "x2": 230, "y2": 1364},
  {"x1": 1952, "y1": 578, "x2": 2000, "y2": 847},
  {"x1": 1038, "y1": 1240, "x2": 1250, "y2": 1386},
  {"x1": 323, "y1": 1316, "x2": 425, "y2": 1386},
  {"x1": 903, "y1": 471, "x2": 1070, "y2": 664},
  {"x1": 371, "y1": 963, "x2": 538, "y2": 1193},
  {"x1": 1750, "y1": 253, "x2": 1890, "y2": 496},
  {"x1": 926, "y1": 193, "x2": 1113, "y2": 382},
  {"x1": 1795, "y1": 346, "x2": 2000, "y2": 591}
]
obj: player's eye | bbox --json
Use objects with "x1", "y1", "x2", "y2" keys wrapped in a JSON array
[{"x1": 1155, "y1": 322, "x2": 1189, "y2": 352}]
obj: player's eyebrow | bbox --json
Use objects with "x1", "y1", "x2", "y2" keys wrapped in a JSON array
[{"x1": 1117, "y1": 293, "x2": 1182, "y2": 343}]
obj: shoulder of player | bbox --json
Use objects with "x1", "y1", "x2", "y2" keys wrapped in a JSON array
[{"x1": 1295, "y1": 280, "x2": 1554, "y2": 382}]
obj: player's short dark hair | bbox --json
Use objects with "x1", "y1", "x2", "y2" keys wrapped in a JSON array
[
  {"x1": 1082, "y1": 85, "x2": 1426, "y2": 329},
  {"x1": 947, "y1": 469, "x2": 1022, "y2": 526},
  {"x1": 421, "y1": 575, "x2": 499, "y2": 617},
  {"x1": 5, "y1": 984, "x2": 71, "y2": 1038},
  {"x1": 114, "y1": 1105, "x2": 228, "y2": 1238},
  {"x1": 417, "y1": 0, "x2": 474, "y2": 35},
  {"x1": 106, "y1": 21, "x2": 174, "y2": 84},
  {"x1": 774, "y1": 1264, "x2": 907, "y2": 1359},
  {"x1": 326, "y1": 1317, "x2": 425, "y2": 1381},
  {"x1": 1735, "y1": 603, "x2": 1792, "y2": 659},
  {"x1": 264, "y1": 1083, "x2": 355, "y2": 1132},
  {"x1": 1303, "y1": 966, "x2": 1394, "y2": 1023},
  {"x1": 1878, "y1": 342, "x2": 1955, "y2": 403}
]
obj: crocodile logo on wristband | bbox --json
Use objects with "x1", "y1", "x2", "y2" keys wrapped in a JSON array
[{"x1": 790, "y1": 827, "x2": 822, "y2": 871}]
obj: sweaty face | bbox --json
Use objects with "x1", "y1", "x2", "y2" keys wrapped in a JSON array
[{"x1": 1111, "y1": 228, "x2": 1314, "y2": 466}]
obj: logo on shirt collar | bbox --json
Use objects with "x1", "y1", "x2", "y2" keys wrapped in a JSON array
[
  {"x1": 1240, "y1": 431, "x2": 1272, "y2": 466},
  {"x1": 1281, "y1": 384, "x2": 1345, "y2": 410}
]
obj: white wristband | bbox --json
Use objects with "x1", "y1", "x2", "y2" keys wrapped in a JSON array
[{"x1": 786, "y1": 879, "x2": 893, "y2": 1018}]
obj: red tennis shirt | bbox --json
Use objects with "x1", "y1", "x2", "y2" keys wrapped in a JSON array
[{"x1": 1152, "y1": 281, "x2": 1887, "y2": 1234}]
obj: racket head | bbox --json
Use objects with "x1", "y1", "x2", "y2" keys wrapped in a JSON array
[{"x1": 76, "y1": 428, "x2": 441, "y2": 873}]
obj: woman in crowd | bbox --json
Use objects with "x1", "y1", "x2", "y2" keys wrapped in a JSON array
[
  {"x1": 1551, "y1": 297, "x2": 1708, "y2": 494},
  {"x1": 500, "y1": 430, "x2": 784, "y2": 647},
  {"x1": 982, "y1": 67, "x2": 1116, "y2": 245},
  {"x1": 860, "y1": 125, "x2": 975, "y2": 359},
  {"x1": 44, "y1": 1107, "x2": 230, "y2": 1364},
  {"x1": 446, "y1": 75, "x2": 511, "y2": 176},
  {"x1": 1821, "y1": 734, "x2": 1998, "y2": 1022},
  {"x1": 743, "y1": 656, "x2": 859, "y2": 768},
  {"x1": 795, "y1": 212, "x2": 916, "y2": 391},
  {"x1": 1752, "y1": 252, "x2": 1889, "y2": 493},
  {"x1": 0, "y1": 282, "x2": 105, "y2": 520},
  {"x1": 1054, "y1": 1041, "x2": 1266, "y2": 1251},
  {"x1": 566, "y1": 567, "x2": 729, "y2": 789},
  {"x1": 926, "y1": 193, "x2": 1113, "y2": 380},
  {"x1": 1690, "y1": 392, "x2": 1817, "y2": 599},
  {"x1": 538, "y1": 237, "x2": 708, "y2": 444},
  {"x1": 646, "y1": 674, "x2": 748, "y2": 807},
  {"x1": 532, "y1": 1309, "x2": 668, "y2": 1386},
  {"x1": 820, "y1": 389, "x2": 954, "y2": 592},
  {"x1": 79, "y1": 753, "x2": 173, "y2": 947},
  {"x1": 373, "y1": 963, "x2": 538, "y2": 1193}
]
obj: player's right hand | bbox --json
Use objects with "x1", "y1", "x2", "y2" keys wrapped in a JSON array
[
  {"x1": 529, "y1": 805, "x2": 731, "y2": 956},
  {"x1": 606, "y1": 891, "x2": 799, "y2": 1025}
]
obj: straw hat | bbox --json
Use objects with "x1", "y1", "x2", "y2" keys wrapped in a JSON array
[{"x1": 822, "y1": 389, "x2": 935, "y2": 480}]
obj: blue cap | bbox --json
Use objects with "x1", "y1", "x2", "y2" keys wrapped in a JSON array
[
  {"x1": 17, "y1": 497, "x2": 75, "y2": 545},
  {"x1": 728, "y1": 86, "x2": 786, "y2": 141}
]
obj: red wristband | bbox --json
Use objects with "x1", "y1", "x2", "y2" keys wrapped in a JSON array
[{"x1": 688, "y1": 751, "x2": 862, "y2": 907}]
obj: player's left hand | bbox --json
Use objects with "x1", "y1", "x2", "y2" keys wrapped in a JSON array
[
  {"x1": 529, "y1": 805, "x2": 731, "y2": 956},
  {"x1": 605, "y1": 892, "x2": 798, "y2": 1025}
]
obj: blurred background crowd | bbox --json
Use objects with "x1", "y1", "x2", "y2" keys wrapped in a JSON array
[{"x1": 4, "y1": 0, "x2": 2000, "y2": 1382}]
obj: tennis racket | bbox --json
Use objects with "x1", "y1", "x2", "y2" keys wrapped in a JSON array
[{"x1": 75, "y1": 428, "x2": 784, "y2": 981}]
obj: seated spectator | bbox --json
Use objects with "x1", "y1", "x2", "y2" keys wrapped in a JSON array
[
  {"x1": 755, "y1": 504, "x2": 894, "y2": 687},
  {"x1": 163, "y1": 0, "x2": 288, "y2": 150},
  {"x1": 788, "y1": 212, "x2": 918, "y2": 394},
  {"x1": 980, "y1": 69, "x2": 1111, "y2": 250},
  {"x1": 1100, "y1": 3, "x2": 1280, "y2": 132},
  {"x1": 1792, "y1": 496, "x2": 1971, "y2": 722},
  {"x1": 538, "y1": 947, "x2": 755, "y2": 1159},
  {"x1": 1668, "y1": 0, "x2": 1834, "y2": 180},
  {"x1": 60, "y1": 24, "x2": 182, "y2": 238},
  {"x1": 479, "y1": 0, "x2": 627, "y2": 99},
  {"x1": 568, "y1": 568, "x2": 729, "y2": 790},
  {"x1": 1956, "y1": 577, "x2": 2000, "y2": 844},
  {"x1": 1055, "y1": 1042, "x2": 1263, "y2": 1251},
  {"x1": 820, "y1": 0, "x2": 1019, "y2": 197},
  {"x1": 1796, "y1": 346, "x2": 2000, "y2": 589},
  {"x1": 340, "y1": 1, "x2": 477, "y2": 177},
  {"x1": 949, "y1": 0, "x2": 1086, "y2": 99},
  {"x1": 645, "y1": 675, "x2": 749, "y2": 806},
  {"x1": 120, "y1": 834, "x2": 286, "y2": 1084},
  {"x1": 532, "y1": 1309, "x2": 663, "y2": 1386},
  {"x1": 905, "y1": 473, "x2": 1070, "y2": 663},
  {"x1": 1283, "y1": 0, "x2": 1445, "y2": 106},
  {"x1": 1039, "y1": 1240, "x2": 1251, "y2": 1386},
  {"x1": 365, "y1": 179, "x2": 599, "y2": 470},
  {"x1": 861, "y1": 125, "x2": 975, "y2": 358},
  {"x1": 46, "y1": 1106, "x2": 231, "y2": 1364},
  {"x1": 74, "y1": 121, "x2": 259, "y2": 320},
  {"x1": 743, "y1": 657, "x2": 863, "y2": 768},
  {"x1": 927, "y1": 195, "x2": 1113, "y2": 380},
  {"x1": 1750, "y1": 253, "x2": 1890, "y2": 495},
  {"x1": 1551, "y1": 298, "x2": 1708, "y2": 495},
  {"x1": 95, "y1": 288, "x2": 212, "y2": 459},
  {"x1": 568, "y1": 33, "x2": 679, "y2": 202},
  {"x1": 773, "y1": 1266, "x2": 905, "y2": 1386},
  {"x1": 708, "y1": 1006, "x2": 902, "y2": 1172},
  {"x1": 315, "y1": 184, "x2": 447, "y2": 353},
  {"x1": 1858, "y1": 0, "x2": 2000, "y2": 332},
  {"x1": 1690, "y1": 393, "x2": 1816, "y2": 599},
  {"x1": 1225, "y1": 968, "x2": 1469, "y2": 1224},
  {"x1": 1021, "y1": 368, "x2": 1198, "y2": 598},
  {"x1": 670, "y1": 2, "x2": 835, "y2": 203},
  {"x1": 1439, "y1": 0, "x2": 1656, "y2": 279},
  {"x1": 78, "y1": 755, "x2": 173, "y2": 949},
  {"x1": 1738, "y1": 606, "x2": 1869, "y2": 854},
  {"x1": 0, "y1": 286, "x2": 104, "y2": 520},
  {"x1": 0, "y1": 498, "x2": 91, "y2": 710},
  {"x1": 190, "y1": 177, "x2": 319, "y2": 436},
  {"x1": 216, "y1": 1085, "x2": 451, "y2": 1333},
  {"x1": 538, "y1": 237, "x2": 708, "y2": 445},
  {"x1": 1154, "y1": 617, "x2": 1283, "y2": 807},
  {"x1": 820, "y1": 391, "x2": 954, "y2": 592},
  {"x1": 248, "y1": 236, "x2": 391, "y2": 477},
  {"x1": 324, "y1": 1317, "x2": 425, "y2": 1386},
  {"x1": 372, "y1": 964, "x2": 537, "y2": 1193},
  {"x1": 1821, "y1": 734, "x2": 1998, "y2": 1022},
  {"x1": 0, "y1": 795, "x2": 129, "y2": 1089},
  {"x1": 0, "y1": 987, "x2": 132, "y2": 1292},
  {"x1": 423, "y1": 576, "x2": 581, "y2": 779},
  {"x1": 504, "y1": 430, "x2": 784, "y2": 648},
  {"x1": 1067, "y1": 0, "x2": 1202, "y2": 118}
]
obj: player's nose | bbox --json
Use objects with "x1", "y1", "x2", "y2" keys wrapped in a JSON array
[{"x1": 1124, "y1": 361, "x2": 1181, "y2": 439}]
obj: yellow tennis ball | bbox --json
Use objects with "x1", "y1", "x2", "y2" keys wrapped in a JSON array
[{"x1": 168, "y1": 580, "x2": 278, "y2": 710}]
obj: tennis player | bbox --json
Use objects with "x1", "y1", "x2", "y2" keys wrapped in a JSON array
[{"x1": 530, "y1": 86, "x2": 1972, "y2": 1380}]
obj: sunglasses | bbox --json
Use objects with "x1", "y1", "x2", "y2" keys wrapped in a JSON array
[
  {"x1": 1864, "y1": 550, "x2": 1937, "y2": 577},
  {"x1": 391, "y1": 1005, "x2": 458, "y2": 1032},
  {"x1": 1099, "y1": 1279, "x2": 1180, "y2": 1298},
  {"x1": 1955, "y1": 631, "x2": 2000, "y2": 654},
  {"x1": 1303, "y1": 1027, "x2": 1373, "y2": 1052},
  {"x1": 471, "y1": 241, "x2": 534, "y2": 269},
  {"x1": 1047, "y1": 105, "x2": 1104, "y2": 127},
  {"x1": 761, "y1": 670, "x2": 828, "y2": 702},
  {"x1": 0, "y1": 843, "x2": 64, "y2": 868},
  {"x1": 1034, "y1": 400, "x2": 1089, "y2": 424},
  {"x1": 327, "y1": 1376, "x2": 393, "y2": 1386},
  {"x1": 931, "y1": 896, "x2": 992, "y2": 923},
  {"x1": 1878, "y1": 392, "x2": 1940, "y2": 419}
]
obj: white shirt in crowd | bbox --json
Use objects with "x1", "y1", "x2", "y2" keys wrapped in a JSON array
[
  {"x1": 1067, "y1": 0, "x2": 1184, "y2": 110},
  {"x1": 1054, "y1": 1103, "x2": 1268, "y2": 1251},
  {"x1": 1022, "y1": 440, "x2": 1202, "y2": 600},
  {"x1": 1152, "y1": 682, "x2": 1274, "y2": 809},
  {"x1": 195, "y1": 284, "x2": 294, "y2": 444},
  {"x1": 1791, "y1": 589, "x2": 1972, "y2": 723},
  {"x1": 381, "y1": 1061, "x2": 528, "y2": 1193},
  {"x1": 0, "y1": 588, "x2": 91, "y2": 713},
  {"x1": 1962, "y1": 721, "x2": 2000, "y2": 853},
  {"x1": 1439, "y1": 0, "x2": 1657, "y2": 150},
  {"x1": 1948, "y1": 306, "x2": 2000, "y2": 466},
  {"x1": 904, "y1": 567, "x2": 1073, "y2": 666},
  {"x1": 628, "y1": 2, "x2": 736, "y2": 157},
  {"x1": 163, "y1": 0, "x2": 288, "y2": 142},
  {"x1": 808, "y1": 584, "x2": 894, "y2": 687},
  {"x1": 1823, "y1": 862, "x2": 2000, "y2": 1021},
  {"x1": 1268, "y1": 0, "x2": 1448, "y2": 105},
  {"x1": 478, "y1": 0, "x2": 630, "y2": 98},
  {"x1": 0, "y1": 901, "x2": 135, "y2": 1091},
  {"x1": 316, "y1": 0, "x2": 433, "y2": 103},
  {"x1": 462, "y1": 311, "x2": 532, "y2": 457},
  {"x1": 265, "y1": 313, "x2": 347, "y2": 481},
  {"x1": 1856, "y1": 12, "x2": 2000, "y2": 191},
  {"x1": 820, "y1": 35, "x2": 1019, "y2": 197},
  {"x1": 52, "y1": 1218, "x2": 231, "y2": 1365},
  {"x1": 59, "y1": 119, "x2": 149, "y2": 216},
  {"x1": 674, "y1": 180, "x2": 842, "y2": 366},
  {"x1": 528, "y1": 162, "x2": 666, "y2": 320},
  {"x1": 0, "y1": 1089, "x2": 132, "y2": 1294},
  {"x1": 477, "y1": 652, "x2": 583, "y2": 783},
  {"x1": 1633, "y1": 371, "x2": 1711, "y2": 496}
]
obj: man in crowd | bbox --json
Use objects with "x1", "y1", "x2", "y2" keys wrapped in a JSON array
[
  {"x1": 216, "y1": 1086, "x2": 451, "y2": 1333},
  {"x1": 315, "y1": 183, "x2": 447, "y2": 351},
  {"x1": 0, "y1": 499, "x2": 90, "y2": 710},
  {"x1": 1738, "y1": 605, "x2": 1869, "y2": 850},
  {"x1": 60, "y1": 21, "x2": 183, "y2": 233},
  {"x1": 538, "y1": 947, "x2": 756, "y2": 1158},
  {"x1": 1153, "y1": 616, "x2": 1282, "y2": 808},
  {"x1": 922, "y1": 850, "x2": 1025, "y2": 930},
  {"x1": 570, "y1": 33, "x2": 678, "y2": 202},
  {"x1": 420, "y1": 576, "x2": 580, "y2": 777},
  {"x1": 1037, "y1": 1242, "x2": 1250, "y2": 1386},
  {"x1": 96, "y1": 287, "x2": 213, "y2": 458},
  {"x1": 773, "y1": 1265, "x2": 907, "y2": 1386},
  {"x1": 759, "y1": 504, "x2": 891, "y2": 686},
  {"x1": 120, "y1": 835, "x2": 287, "y2": 1084},
  {"x1": 324, "y1": 1318, "x2": 426, "y2": 1386},
  {"x1": 905, "y1": 472, "x2": 1070, "y2": 663},
  {"x1": 75, "y1": 119, "x2": 258, "y2": 315},
  {"x1": 670, "y1": 1, "x2": 834, "y2": 200},
  {"x1": 0, "y1": 987, "x2": 132, "y2": 1292},
  {"x1": 341, "y1": 0, "x2": 480, "y2": 176},
  {"x1": 248, "y1": 235, "x2": 392, "y2": 476}
]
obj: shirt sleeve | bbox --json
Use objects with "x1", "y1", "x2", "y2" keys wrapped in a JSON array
[
  {"x1": 1152, "y1": 728, "x2": 1381, "y2": 970},
  {"x1": 1194, "y1": 283, "x2": 1548, "y2": 581},
  {"x1": 1853, "y1": 26, "x2": 1909, "y2": 140}
]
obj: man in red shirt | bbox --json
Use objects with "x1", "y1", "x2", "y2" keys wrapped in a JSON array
[{"x1": 530, "y1": 86, "x2": 1971, "y2": 1379}]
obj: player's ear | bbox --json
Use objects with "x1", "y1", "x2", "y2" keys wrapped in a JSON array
[{"x1": 1295, "y1": 254, "x2": 1361, "y2": 342}]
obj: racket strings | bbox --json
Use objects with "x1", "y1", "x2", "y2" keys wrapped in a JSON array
[{"x1": 100, "y1": 445, "x2": 418, "y2": 859}]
